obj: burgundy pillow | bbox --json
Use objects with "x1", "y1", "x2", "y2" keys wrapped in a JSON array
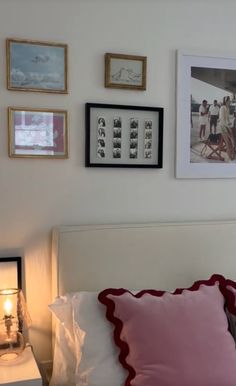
[
  {"x1": 98, "y1": 275, "x2": 236, "y2": 386},
  {"x1": 223, "y1": 279, "x2": 236, "y2": 341},
  {"x1": 224, "y1": 278, "x2": 236, "y2": 314}
]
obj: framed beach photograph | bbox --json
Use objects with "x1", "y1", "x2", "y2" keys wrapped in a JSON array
[
  {"x1": 8, "y1": 107, "x2": 68, "y2": 158},
  {"x1": 105, "y1": 53, "x2": 147, "y2": 90},
  {"x1": 6, "y1": 38, "x2": 68, "y2": 93},
  {"x1": 176, "y1": 50, "x2": 236, "y2": 178},
  {"x1": 85, "y1": 103, "x2": 163, "y2": 168}
]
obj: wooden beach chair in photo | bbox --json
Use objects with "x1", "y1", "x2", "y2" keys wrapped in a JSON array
[{"x1": 201, "y1": 133, "x2": 226, "y2": 161}]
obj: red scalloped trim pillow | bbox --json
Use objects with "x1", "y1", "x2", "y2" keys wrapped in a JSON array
[{"x1": 98, "y1": 275, "x2": 236, "y2": 386}]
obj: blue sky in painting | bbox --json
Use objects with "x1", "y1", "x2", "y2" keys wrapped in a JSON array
[{"x1": 10, "y1": 42, "x2": 65, "y2": 90}]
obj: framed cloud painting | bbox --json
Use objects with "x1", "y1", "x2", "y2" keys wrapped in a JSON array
[{"x1": 6, "y1": 38, "x2": 68, "y2": 93}]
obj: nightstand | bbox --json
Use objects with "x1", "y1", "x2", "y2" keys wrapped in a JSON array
[{"x1": 0, "y1": 346, "x2": 42, "y2": 386}]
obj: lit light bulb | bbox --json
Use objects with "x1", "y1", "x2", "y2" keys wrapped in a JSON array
[{"x1": 4, "y1": 298, "x2": 13, "y2": 316}]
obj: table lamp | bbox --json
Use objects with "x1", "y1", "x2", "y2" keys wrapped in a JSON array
[{"x1": 0, "y1": 288, "x2": 30, "y2": 361}]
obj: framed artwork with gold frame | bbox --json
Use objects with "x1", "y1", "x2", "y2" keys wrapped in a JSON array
[
  {"x1": 6, "y1": 38, "x2": 68, "y2": 93},
  {"x1": 105, "y1": 53, "x2": 147, "y2": 90},
  {"x1": 8, "y1": 107, "x2": 68, "y2": 159}
]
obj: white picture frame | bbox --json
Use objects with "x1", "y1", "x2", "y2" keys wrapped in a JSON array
[{"x1": 176, "y1": 50, "x2": 236, "y2": 178}]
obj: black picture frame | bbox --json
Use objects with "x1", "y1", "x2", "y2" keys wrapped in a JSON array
[
  {"x1": 0, "y1": 257, "x2": 22, "y2": 289},
  {"x1": 85, "y1": 103, "x2": 163, "y2": 168}
]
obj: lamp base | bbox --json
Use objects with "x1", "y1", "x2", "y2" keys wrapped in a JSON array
[
  {"x1": 0, "y1": 331, "x2": 25, "y2": 361},
  {"x1": 0, "y1": 352, "x2": 19, "y2": 361}
]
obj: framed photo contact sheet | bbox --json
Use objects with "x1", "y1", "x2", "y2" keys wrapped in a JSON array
[
  {"x1": 6, "y1": 38, "x2": 68, "y2": 93},
  {"x1": 85, "y1": 103, "x2": 163, "y2": 168}
]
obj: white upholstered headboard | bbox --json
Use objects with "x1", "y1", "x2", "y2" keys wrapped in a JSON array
[{"x1": 51, "y1": 221, "x2": 236, "y2": 298}]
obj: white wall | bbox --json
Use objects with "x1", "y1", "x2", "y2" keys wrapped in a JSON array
[{"x1": 1, "y1": 0, "x2": 236, "y2": 361}]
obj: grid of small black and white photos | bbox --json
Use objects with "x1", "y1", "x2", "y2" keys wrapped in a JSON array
[
  {"x1": 97, "y1": 116, "x2": 106, "y2": 158},
  {"x1": 144, "y1": 119, "x2": 152, "y2": 159},
  {"x1": 113, "y1": 117, "x2": 122, "y2": 158},
  {"x1": 86, "y1": 103, "x2": 163, "y2": 167},
  {"x1": 130, "y1": 118, "x2": 138, "y2": 159},
  {"x1": 97, "y1": 116, "x2": 153, "y2": 160}
]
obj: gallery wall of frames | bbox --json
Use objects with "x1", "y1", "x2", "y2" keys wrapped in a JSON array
[
  {"x1": 6, "y1": 36, "x2": 236, "y2": 178},
  {"x1": 5, "y1": 37, "x2": 164, "y2": 168}
]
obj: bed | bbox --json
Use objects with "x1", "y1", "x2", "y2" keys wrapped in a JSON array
[{"x1": 50, "y1": 221, "x2": 236, "y2": 386}]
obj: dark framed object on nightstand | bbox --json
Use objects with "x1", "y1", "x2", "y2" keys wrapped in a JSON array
[{"x1": 0, "y1": 256, "x2": 22, "y2": 289}]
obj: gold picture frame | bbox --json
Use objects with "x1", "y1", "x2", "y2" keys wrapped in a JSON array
[
  {"x1": 6, "y1": 38, "x2": 68, "y2": 93},
  {"x1": 105, "y1": 53, "x2": 147, "y2": 91},
  {"x1": 8, "y1": 107, "x2": 68, "y2": 159}
]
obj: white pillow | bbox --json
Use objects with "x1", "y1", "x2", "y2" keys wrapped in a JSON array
[
  {"x1": 49, "y1": 295, "x2": 78, "y2": 386},
  {"x1": 49, "y1": 292, "x2": 127, "y2": 386},
  {"x1": 72, "y1": 292, "x2": 126, "y2": 386}
]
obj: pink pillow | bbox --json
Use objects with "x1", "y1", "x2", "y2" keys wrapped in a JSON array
[{"x1": 98, "y1": 276, "x2": 236, "y2": 386}]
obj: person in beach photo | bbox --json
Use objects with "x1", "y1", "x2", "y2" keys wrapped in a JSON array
[
  {"x1": 208, "y1": 99, "x2": 219, "y2": 134},
  {"x1": 199, "y1": 99, "x2": 208, "y2": 140},
  {"x1": 219, "y1": 96, "x2": 235, "y2": 161}
]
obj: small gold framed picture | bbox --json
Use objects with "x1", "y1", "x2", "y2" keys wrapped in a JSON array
[
  {"x1": 105, "y1": 53, "x2": 147, "y2": 91},
  {"x1": 6, "y1": 38, "x2": 68, "y2": 93},
  {"x1": 8, "y1": 107, "x2": 68, "y2": 159}
]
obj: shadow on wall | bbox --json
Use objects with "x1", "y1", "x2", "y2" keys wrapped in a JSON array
[{"x1": 24, "y1": 231, "x2": 52, "y2": 362}]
